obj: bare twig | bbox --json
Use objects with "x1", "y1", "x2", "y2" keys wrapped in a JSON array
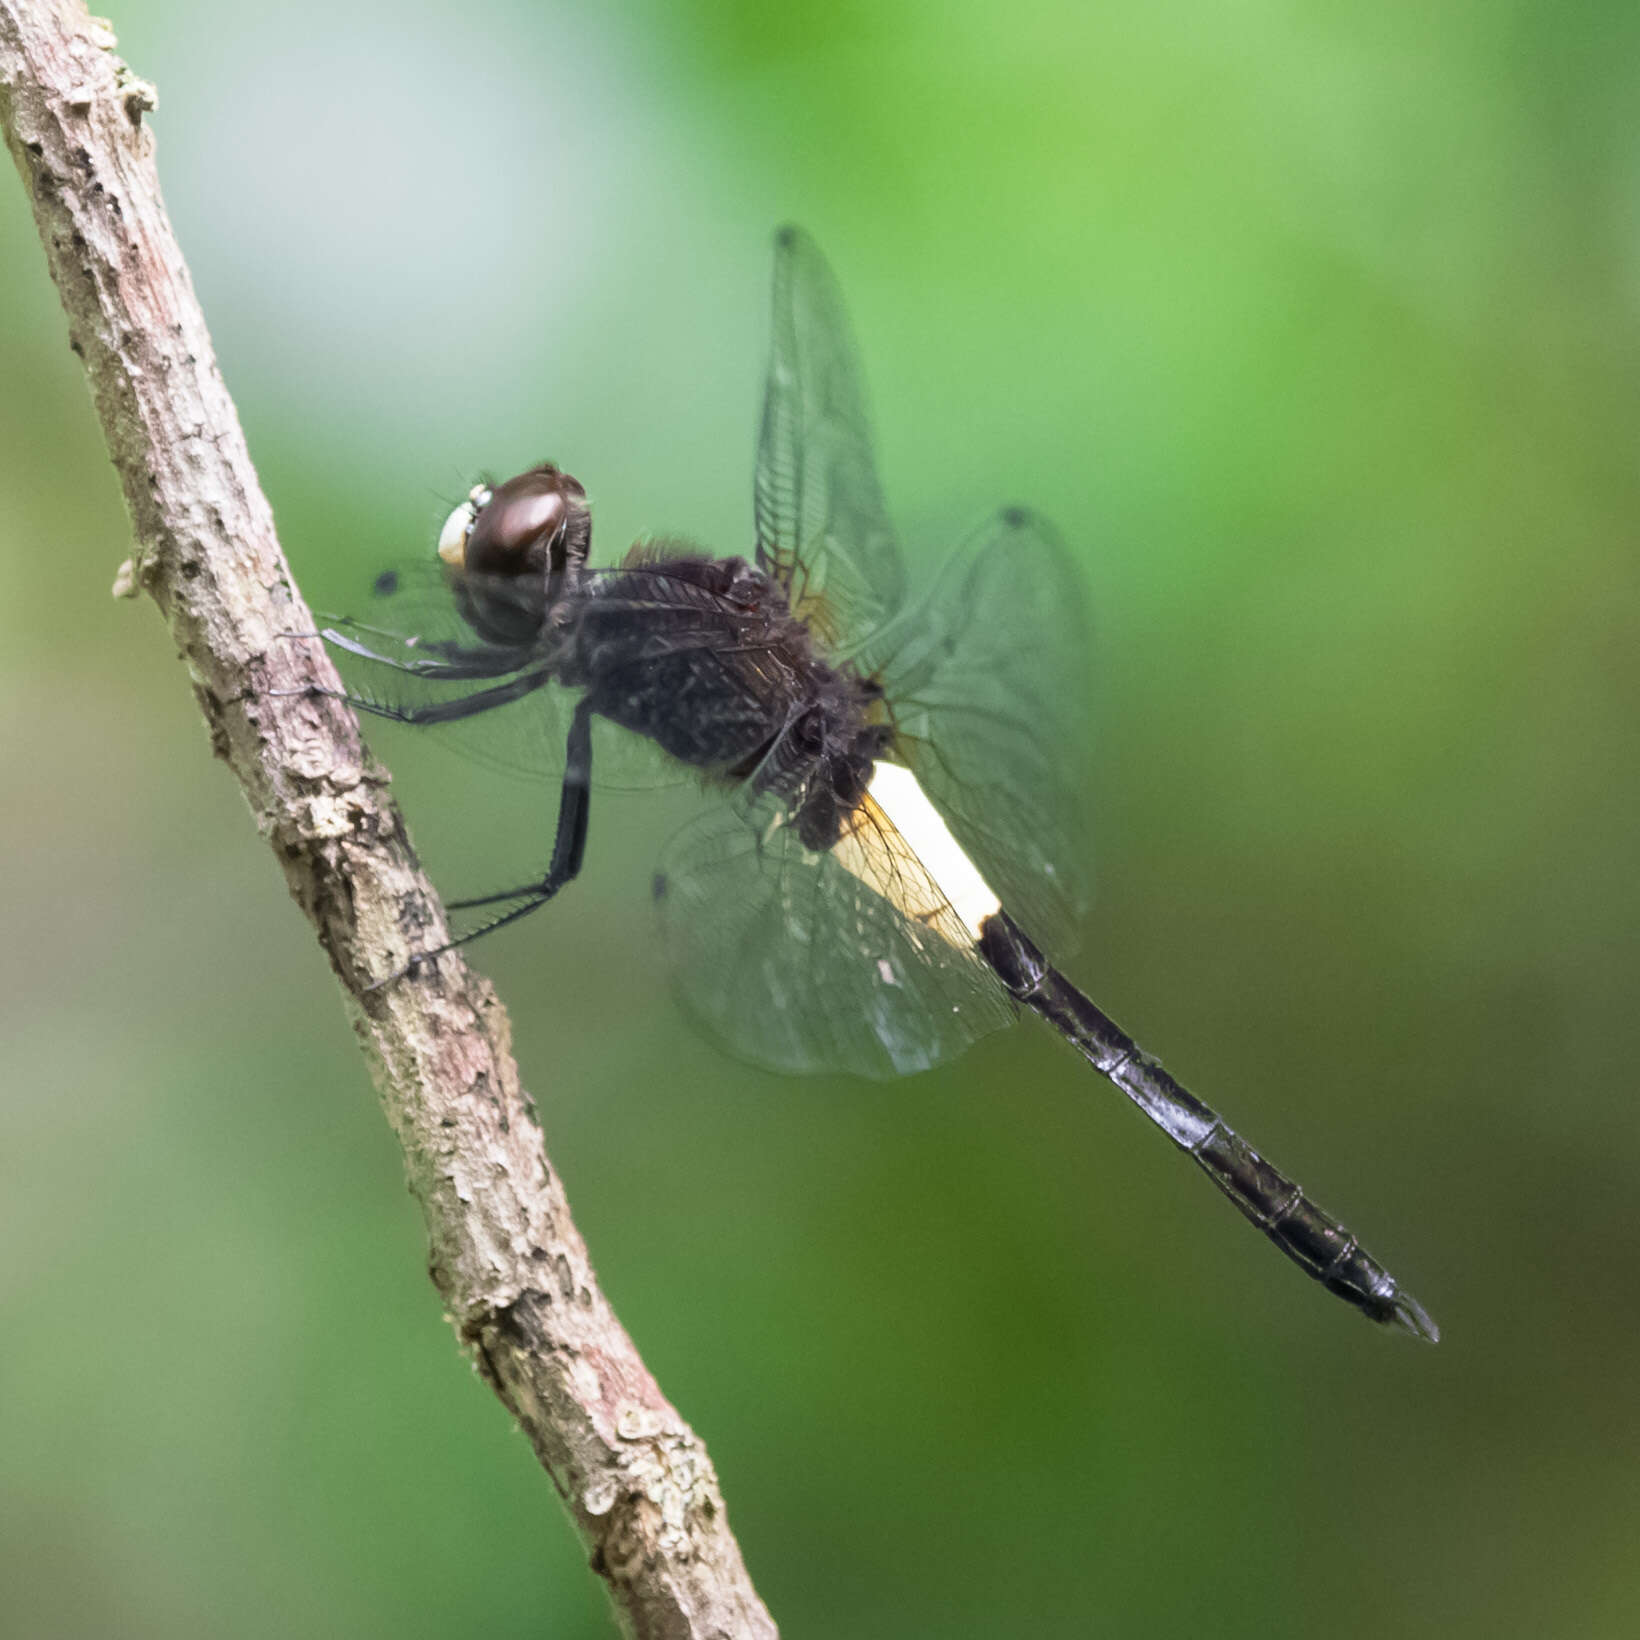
[{"x1": 0, "y1": 4, "x2": 776, "y2": 1635}]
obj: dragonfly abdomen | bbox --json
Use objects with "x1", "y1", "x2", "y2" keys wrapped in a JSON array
[
  {"x1": 978, "y1": 911, "x2": 1438, "y2": 1341},
  {"x1": 1180, "y1": 1118, "x2": 1436, "y2": 1338}
]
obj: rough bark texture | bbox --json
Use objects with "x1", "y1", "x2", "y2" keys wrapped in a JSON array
[{"x1": 0, "y1": 5, "x2": 776, "y2": 1636}]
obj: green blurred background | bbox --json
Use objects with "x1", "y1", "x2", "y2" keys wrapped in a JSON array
[{"x1": 4, "y1": 1, "x2": 1637, "y2": 1634}]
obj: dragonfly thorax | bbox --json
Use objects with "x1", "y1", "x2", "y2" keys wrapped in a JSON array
[{"x1": 557, "y1": 551, "x2": 881, "y2": 797}]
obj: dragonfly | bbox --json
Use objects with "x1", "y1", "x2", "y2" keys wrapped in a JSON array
[{"x1": 318, "y1": 226, "x2": 1438, "y2": 1342}]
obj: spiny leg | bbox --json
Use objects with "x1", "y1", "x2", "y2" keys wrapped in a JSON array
[
  {"x1": 281, "y1": 677, "x2": 594, "y2": 985},
  {"x1": 402, "y1": 695, "x2": 596, "y2": 962},
  {"x1": 300, "y1": 669, "x2": 553, "y2": 726},
  {"x1": 321, "y1": 624, "x2": 528, "y2": 681}
]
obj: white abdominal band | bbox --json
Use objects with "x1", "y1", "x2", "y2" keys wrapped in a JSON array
[{"x1": 829, "y1": 761, "x2": 1002, "y2": 946}]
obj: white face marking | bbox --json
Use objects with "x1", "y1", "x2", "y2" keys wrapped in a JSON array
[
  {"x1": 436, "y1": 499, "x2": 476, "y2": 567},
  {"x1": 830, "y1": 762, "x2": 1001, "y2": 947},
  {"x1": 435, "y1": 483, "x2": 492, "y2": 568}
]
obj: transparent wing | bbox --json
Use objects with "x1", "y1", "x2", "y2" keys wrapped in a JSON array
[
  {"x1": 654, "y1": 785, "x2": 1016, "y2": 1080},
  {"x1": 314, "y1": 563, "x2": 683, "y2": 790},
  {"x1": 868, "y1": 507, "x2": 1094, "y2": 956},
  {"x1": 754, "y1": 226, "x2": 906, "y2": 654}
]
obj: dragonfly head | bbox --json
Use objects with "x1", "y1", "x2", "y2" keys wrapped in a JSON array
[{"x1": 436, "y1": 464, "x2": 591, "y2": 646}]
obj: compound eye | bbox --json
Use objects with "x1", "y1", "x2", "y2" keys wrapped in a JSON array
[
  {"x1": 436, "y1": 482, "x2": 492, "y2": 568},
  {"x1": 477, "y1": 487, "x2": 565, "y2": 565},
  {"x1": 461, "y1": 470, "x2": 578, "y2": 580}
]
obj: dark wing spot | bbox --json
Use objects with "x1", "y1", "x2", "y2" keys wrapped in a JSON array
[
  {"x1": 373, "y1": 570, "x2": 400, "y2": 596},
  {"x1": 1000, "y1": 505, "x2": 1030, "y2": 530},
  {"x1": 651, "y1": 871, "x2": 669, "y2": 902}
]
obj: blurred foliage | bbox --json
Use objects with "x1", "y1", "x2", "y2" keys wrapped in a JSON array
[{"x1": 3, "y1": 1, "x2": 1638, "y2": 1635}]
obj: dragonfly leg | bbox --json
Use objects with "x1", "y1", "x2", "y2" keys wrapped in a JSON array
[
  {"x1": 440, "y1": 695, "x2": 595, "y2": 919},
  {"x1": 284, "y1": 670, "x2": 551, "y2": 724},
  {"x1": 359, "y1": 697, "x2": 596, "y2": 990},
  {"x1": 320, "y1": 623, "x2": 527, "y2": 680}
]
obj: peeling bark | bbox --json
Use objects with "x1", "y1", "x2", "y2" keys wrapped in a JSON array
[{"x1": 0, "y1": 4, "x2": 776, "y2": 1635}]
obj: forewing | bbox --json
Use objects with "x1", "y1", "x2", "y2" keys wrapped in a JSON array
[
  {"x1": 654, "y1": 786, "x2": 1015, "y2": 1080},
  {"x1": 870, "y1": 508, "x2": 1094, "y2": 956},
  {"x1": 754, "y1": 226, "x2": 906, "y2": 653}
]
